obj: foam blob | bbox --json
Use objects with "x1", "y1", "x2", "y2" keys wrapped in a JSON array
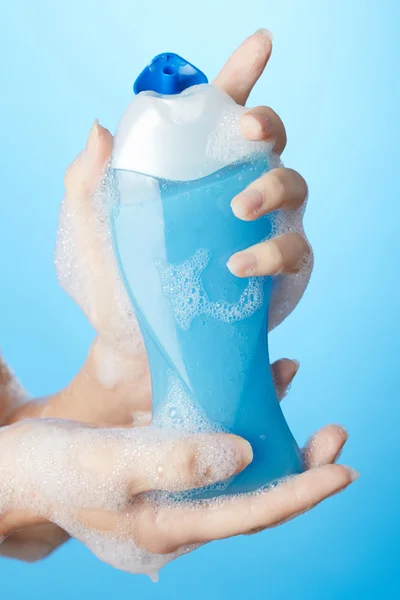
[
  {"x1": 268, "y1": 183, "x2": 313, "y2": 330},
  {"x1": 0, "y1": 410, "x2": 247, "y2": 579},
  {"x1": 206, "y1": 105, "x2": 274, "y2": 166},
  {"x1": 156, "y1": 248, "x2": 264, "y2": 330},
  {"x1": 153, "y1": 370, "x2": 220, "y2": 434},
  {"x1": 55, "y1": 158, "x2": 146, "y2": 386}
]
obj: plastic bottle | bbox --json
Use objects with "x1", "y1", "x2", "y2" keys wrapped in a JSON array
[{"x1": 110, "y1": 53, "x2": 303, "y2": 497}]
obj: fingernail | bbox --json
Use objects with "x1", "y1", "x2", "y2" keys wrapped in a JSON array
[
  {"x1": 255, "y1": 28, "x2": 274, "y2": 41},
  {"x1": 231, "y1": 188, "x2": 264, "y2": 220},
  {"x1": 332, "y1": 426, "x2": 349, "y2": 463},
  {"x1": 335, "y1": 425, "x2": 348, "y2": 437},
  {"x1": 345, "y1": 467, "x2": 360, "y2": 482},
  {"x1": 292, "y1": 359, "x2": 300, "y2": 373},
  {"x1": 132, "y1": 411, "x2": 152, "y2": 427},
  {"x1": 236, "y1": 437, "x2": 254, "y2": 466},
  {"x1": 282, "y1": 382, "x2": 292, "y2": 399},
  {"x1": 227, "y1": 252, "x2": 257, "y2": 277},
  {"x1": 199, "y1": 435, "x2": 253, "y2": 483},
  {"x1": 86, "y1": 119, "x2": 100, "y2": 153},
  {"x1": 241, "y1": 112, "x2": 272, "y2": 140}
]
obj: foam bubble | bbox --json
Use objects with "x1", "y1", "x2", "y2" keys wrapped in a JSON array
[
  {"x1": 156, "y1": 248, "x2": 264, "y2": 330},
  {"x1": 206, "y1": 107, "x2": 311, "y2": 330},
  {"x1": 153, "y1": 371, "x2": 220, "y2": 434}
]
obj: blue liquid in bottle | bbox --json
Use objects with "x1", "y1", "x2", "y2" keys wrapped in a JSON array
[{"x1": 111, "y1": 154, "x2": 303, "y2": 497}]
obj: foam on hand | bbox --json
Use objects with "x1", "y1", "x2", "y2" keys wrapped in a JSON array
[
  {"x1": 268, "y1": 187, "x2": 313, "y2": 330},
  {"x1": 55, "y1": 157, "x2": 146, "y2": 386},
  {"x1": 0, "y1": 415, "x2": 248, "y2": 580}
]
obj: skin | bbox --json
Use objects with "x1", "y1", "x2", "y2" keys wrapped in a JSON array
[{"x1": 0, "y1": 30, "x2": 358, "y2": 567}]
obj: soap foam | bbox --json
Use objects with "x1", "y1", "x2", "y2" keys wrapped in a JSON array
[
  {"x1": 0, "y1": 385, "x2": 246, "y2": 579},
  {"x1": 267, "y1": 177, "x2": 313, "y2": 330},
  {"x1": 55, "y1": 157, "x2": 146, "y2": 385},
  {"x1": 206, "y1": 104, "x2": 312, "y2": 331},
  {"x1": 207, "y1": 105, "x2": 274, "y2": 165},
  {"x1": 156, "y1": 248, "x2": 264, "y2": 330},
  {"x1": 153, "y1": 371, "x2": 221, "y2": 434}
]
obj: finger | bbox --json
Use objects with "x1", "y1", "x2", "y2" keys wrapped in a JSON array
[
  {"x1": 231, "y1": 168, "x2": 308, "y2": 221},
  {"x1": 303, "y1": 425, "x2": 349, "y2": 469},
  {"x1": 57, "y1": 122, "x2": 128, "y2": 342},
  {"x1": 155, "y1": 464, "x2": 358, "y2": 552},
  {"x1": 240, "y1": 107, "x2": 287, "y2": 154},
  {"x1": 131, "y1": 412, "x2": 152, "y2": 427},
  {"x1": 271, "y1": 359, "x2": 300, "y2": 401},
  {"x1": 0, "y1": 355, "x2": 27, "y2": 425},
  {"x1": 212, "y1": 29, "x2": 273, "y2": 105},
  {"x1": 227, "y1": 232, "x2": 311, "y2": 278},
  {"x1": 129, "y1": 433, "x2": 253, "y2": 494},
  {"x1": 0, "y1": 524, "x2": 68, "y2": 562},
  {"x1": 64, "y1": 120, "x2": 113, "y2": 200}
]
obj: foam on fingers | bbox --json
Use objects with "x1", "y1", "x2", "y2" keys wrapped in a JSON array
[
  {"x1": 55, "y1": 159, "x2": 146, "y2": 362},
  {"x1": 0, "y1": 418, "x2": 252, "y2": 577}
]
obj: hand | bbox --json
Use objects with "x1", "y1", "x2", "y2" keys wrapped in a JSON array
[
  {"x1": 0, "y1": 418, "x2": 357, "y2": 579},
  {"x1": 215, "y1": 29, "x2": 313, "y2": 331}
]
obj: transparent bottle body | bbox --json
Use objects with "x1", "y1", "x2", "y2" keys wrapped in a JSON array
[{"x1": 111, "y1": 154, "x2": 303, "y2": 497}]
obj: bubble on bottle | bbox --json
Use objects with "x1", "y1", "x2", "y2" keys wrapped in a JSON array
[
  {"x1": 153, "y1": 371, "x2": 221, "y2": 435},
  {"x1": 156, "y1": 249, "x2": 264, "y2": 330},
  {"x1": 169, "y1": 91, "x2": 205, "y2": 124},
  {"x1": 204, "y1": 99, "x2": 311, "y2": 331}
]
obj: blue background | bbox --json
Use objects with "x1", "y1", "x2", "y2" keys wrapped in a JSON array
[{"x1": 0, "y1": 0, "x2": 398, "y2": 598}]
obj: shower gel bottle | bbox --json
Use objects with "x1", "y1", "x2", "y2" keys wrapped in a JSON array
[{"x1": 110, "y1": 53, "x2": 303, "y2": 497}]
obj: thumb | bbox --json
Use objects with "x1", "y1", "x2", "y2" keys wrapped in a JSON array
[
  {"x1": 116, "y1": 430, "x2": 254, "y2": 494},
  {"x1": 64, "y1": 120, "x2": 113, "y2": 199},
  {"x1": 56, "y1": 121, "x2": 136, "y2": 347}
]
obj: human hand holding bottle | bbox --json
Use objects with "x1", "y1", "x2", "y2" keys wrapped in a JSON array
[
  {"x1": 0, "y1": 31, "x2": 356, "y2": 572},
  {"x1": 0, "y1": 415, "x2": 356, "y2": 577},
  {"x1": 11, "y1": 29, "x2": 311, "y2": 430}
]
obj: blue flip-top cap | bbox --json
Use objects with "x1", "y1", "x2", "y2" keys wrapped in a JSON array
[{"x1": 134, "y1": 53, "x2": 208, "y2": 95}]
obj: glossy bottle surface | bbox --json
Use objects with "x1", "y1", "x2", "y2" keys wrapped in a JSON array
[{"x1": 111, "y1": 153, "x2": 303, "y2": 497}]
